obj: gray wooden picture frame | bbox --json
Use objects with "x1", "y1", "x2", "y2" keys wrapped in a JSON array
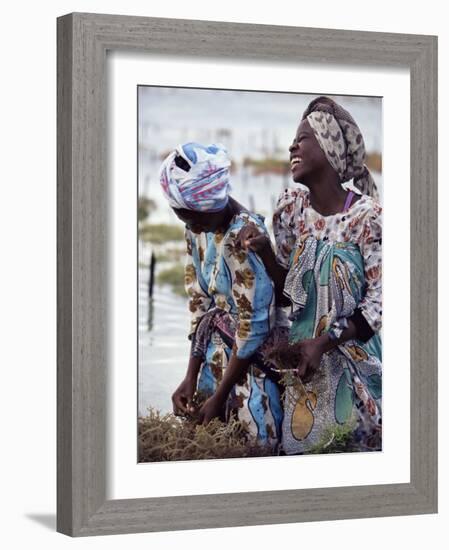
[{"x1": 57, "y1": 12, "x2": 438, "y2": 537}]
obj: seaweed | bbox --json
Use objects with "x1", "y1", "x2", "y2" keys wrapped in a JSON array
[
  {"x1": 307, "y1": 421, "x2": 359, "y2": 454},
  {"x1": 138, "y1": 405, "x2": 275, "y2": 462}
]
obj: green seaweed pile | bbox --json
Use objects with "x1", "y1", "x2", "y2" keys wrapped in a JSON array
[{"x1": 307, "y1": 421, "x2": 360, "y2": 454}]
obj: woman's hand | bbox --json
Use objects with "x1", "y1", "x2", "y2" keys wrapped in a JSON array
[
  {"x1": 268, "y1": 336, "x2": 328, "y2": 380},
  {"x1": 197, "y1": 394, "x2": 226, "y2": 425},
  {"x1": 239, "y1": 225, "x2": 270, "y2": 255},
  {"x1": 292, "y1": 335, "x2": 329, "y2": 380},
  {"x1": 171, "y1": 375, "x2": 197, "y2": 416},
  {"x1": 238, "y1": 224, "x2": 288, "y2": 305}
]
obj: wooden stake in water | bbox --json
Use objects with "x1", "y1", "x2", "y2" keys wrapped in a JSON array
[
  {"x1": 147, "y1": 252, "x2": 156, "y2": 331},
  {"x1": 148, "y1": 252, "x2": 156, "y2": 299}
]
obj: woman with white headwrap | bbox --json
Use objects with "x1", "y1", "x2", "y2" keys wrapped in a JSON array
[
  {"x1": 159, "y1": 142, "x2": 289, "y2": 451},
  {"x1": 239, "y1": 97, "x2": 382, "y2": 454}
]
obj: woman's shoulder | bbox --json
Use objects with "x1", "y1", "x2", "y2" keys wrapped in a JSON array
[
  {"x1": 229, "y1": 210, "x2": 267, "y2": 232},
  {"x1": 273, "y1": 186, "x2": 309, "y2": 226},
  {"x1": 184, "y1": 226, "x2": 194, "y2": 245},
  {"x1": 215, "y1": 213, "x2": 257, "y2": 265},
  {"x1": 218, "y1": 210, "x2": 266, "y2": 248},
  {"x1": 351, "y1": 193, "x2": 382, "y2": 222},
  {"x1": 346, "y1": 194, "x2": 382, "y2": 245},
  {"x1": 275, "y1": 185, "x2": 308, "y2": 209},
  {"x1": 184, "y1": 227, "x2": 210, "y2": 254}
]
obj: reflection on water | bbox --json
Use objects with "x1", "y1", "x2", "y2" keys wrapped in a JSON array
[
  {"x1": 146, "y1": 297, "x2": 154, "y2": 332},
  {"x1": 138, "y1": 267, "x2": 190, "y2": 416}
]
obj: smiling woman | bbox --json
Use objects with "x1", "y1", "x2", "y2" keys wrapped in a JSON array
[{"x1": 239, "y1": 96, "x2": 383, "y2": 455}]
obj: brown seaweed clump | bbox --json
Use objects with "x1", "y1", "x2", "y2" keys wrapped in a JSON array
[
  {"x1": 138, "y1": 407, "x2": 275, "y2": 462},
  {"x1": 265, "y1": 342, "x2": 303, "y2": 374}
]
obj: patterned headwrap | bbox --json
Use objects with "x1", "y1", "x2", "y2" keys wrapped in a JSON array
[
  {"x1": 302, "y1": 96, "x2": 378, "y2": 200},
  {"x1": 159, "y1": 142, "x2": 232, "y2": 212}
]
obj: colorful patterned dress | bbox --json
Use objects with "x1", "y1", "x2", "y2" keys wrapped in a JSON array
[
  {"x1": 273, "y1": 187, "x2": 383, "y2": 454},
  {"x1": 185, "y1": 210, "x2": 288, "y2": 449}
]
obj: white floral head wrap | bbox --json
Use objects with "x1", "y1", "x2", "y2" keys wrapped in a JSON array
[{"x1": 159, "y1": 142, "x2": 231, "y2": 212}]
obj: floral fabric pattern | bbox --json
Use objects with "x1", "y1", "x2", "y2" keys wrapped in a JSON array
[
  {"x1": 185, "y1": 211, "x2": 278, "y2": 358},
  {"x1": 273, "y1": 187, "x2": 382, "y2": 333},
  {"x1": 191, "y1": 308, "x2": 288, "y2": 448}
]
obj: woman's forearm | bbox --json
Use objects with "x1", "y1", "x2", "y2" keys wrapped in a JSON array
[
  {"x1": 185, "y1": 353, "x2": 202, "y2": 382},
  {"x1": 213, "y1": 352, "x2": 252, "y2": 404},
  {"x1": 258, "y1": 245, "x2": 289, "y2": 304},
  {"x1": 319, "y1": 319, "x2": 359, "y2": 353}
]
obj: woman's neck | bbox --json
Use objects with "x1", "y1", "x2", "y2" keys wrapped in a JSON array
[
  {"x1": 303, "y1": 170, "x2": 348, "y2": 216},
  {"x1": 216, "y1": 197, "x2": 241, "y2": 232}
]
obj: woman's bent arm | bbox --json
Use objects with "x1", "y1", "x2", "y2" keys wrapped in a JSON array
[
  {"x1": 198, "y1": 351, "x2": 252, "y2": 424},
  {"x1": 239, "y1": 225, "x2": 289, "y2": 305}
]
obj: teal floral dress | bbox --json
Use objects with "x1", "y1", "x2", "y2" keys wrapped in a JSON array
[
  {"x1": 273, "y1": 187, "x2": 382, "y2": 454},
  {"x1": 184, "y1": 210, "x2": 288, "y2": 449}
]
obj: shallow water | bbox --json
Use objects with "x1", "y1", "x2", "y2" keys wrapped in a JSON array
[{"x1": 138, "y1": 266, "x2": 191, "y2": 416}]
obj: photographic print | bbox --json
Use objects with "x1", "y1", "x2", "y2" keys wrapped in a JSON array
[
  {"x1": 57, "y1": 14, "x2": 437, "y2": 534},
  {"x1": 137, "y1": 86, "x2": 383, "y2": 462}
]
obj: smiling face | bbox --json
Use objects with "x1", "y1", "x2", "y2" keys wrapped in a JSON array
[{"x1": 289, "y1": 118, "x2": 330, "y2": 184}]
